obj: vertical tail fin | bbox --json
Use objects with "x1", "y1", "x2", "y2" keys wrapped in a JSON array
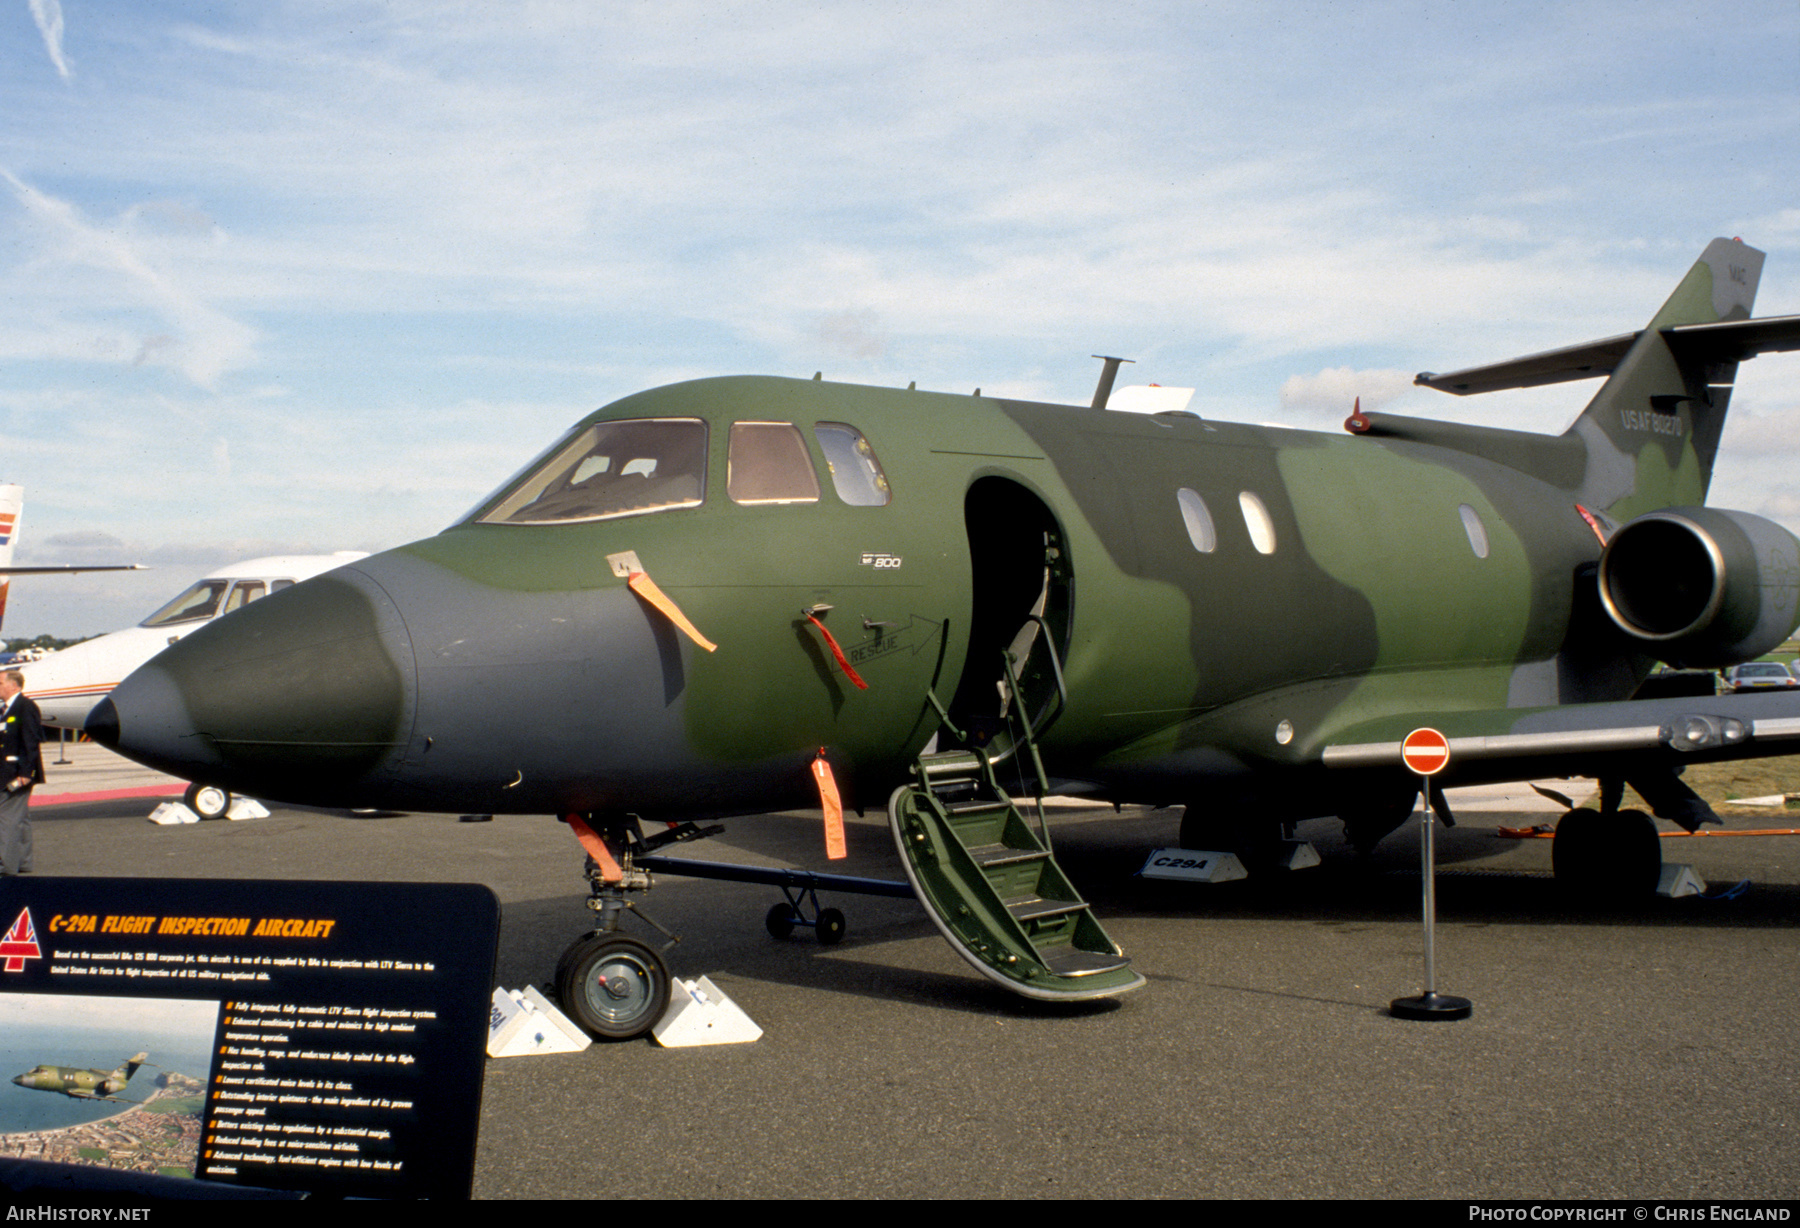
[
  {"x1": 0, "y1": 486, "x2": 21, "y2": 642},
  {"x1": 1565, "y1": 239, "x2": 1764, "y2": 520}
]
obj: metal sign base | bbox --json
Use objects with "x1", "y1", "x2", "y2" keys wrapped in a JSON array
[{"x1": 1389, "y1": 991, "x2": 1473, "y2": 1021}]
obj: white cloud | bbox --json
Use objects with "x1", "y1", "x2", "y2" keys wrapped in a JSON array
[
  {"x1": 814, "y1": 310, "x2": 886, "y2": 361},
  {"x1": 2, "y1": 172, "x2": 256, "y2": 388},
  {"x1": 1279, "y1": 368, "x2": 1420, "y2": 417},
  {"x1": 27, "y1": 0, "x2": 70, "y2": 80},
  {"x1": 1719, "y1": 408, "x2": 1800, "y2": 457}
]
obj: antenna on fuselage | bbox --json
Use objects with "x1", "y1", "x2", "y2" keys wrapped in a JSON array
[{"x1": 1090, "y1": 355, "x2": 1134, "y2": 410}]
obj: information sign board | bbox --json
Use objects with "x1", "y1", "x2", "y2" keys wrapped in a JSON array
[{"x1": 0, "y1": 877, "x2": 499, "y2": 1200}]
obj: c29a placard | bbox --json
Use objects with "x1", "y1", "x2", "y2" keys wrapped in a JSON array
[{"x1": 0, "y1": 877, "x2": 499, "y2": 1200}]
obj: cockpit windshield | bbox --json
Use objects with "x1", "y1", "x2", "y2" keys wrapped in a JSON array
[
  {"x1": 141, "y1": 580, "x2": 229, "y2": 627},
  {"x1": 140, "y1": 579, "x2": 284, "y2": 628},
  {"x1": 477, "y1": 418, "x2": 708, "y2": 525}
]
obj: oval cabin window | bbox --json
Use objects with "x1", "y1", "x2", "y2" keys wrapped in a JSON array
[
  {"x1": 1239, "y1": 491, "x2": 1277, "y2": 555},
  {"x1": 1459, "y1": 503, "x2": 1490, "y2": 559},
  {"x1": 1177, "y1": 488, "x2": 1217, "y2": 553}
]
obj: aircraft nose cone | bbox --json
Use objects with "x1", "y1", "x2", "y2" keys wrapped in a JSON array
[
  {"x1": 86, "y1": 698, "x2": 119, "y2": 748},
  {"x1": 98, "y1": 566, "x2": 415, "y2": 807}
]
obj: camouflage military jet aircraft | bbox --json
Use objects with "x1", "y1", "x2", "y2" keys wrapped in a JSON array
[
  {"x1": 12, "y1": 1052, "x2": 149, "y2": 1102},
  {"x1": 90, "y1": 239, "x2": 1800, "y2": 1038}
]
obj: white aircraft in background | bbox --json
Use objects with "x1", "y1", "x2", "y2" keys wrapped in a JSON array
[{"x1": 21, "y1": 551, "x2": 368, "y2": 815}]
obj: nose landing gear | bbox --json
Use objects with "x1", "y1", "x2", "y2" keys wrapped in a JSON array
[
  {"x1": 550, "y1": 809, "x2": 914, "y2": 1040},
  {"x1": 184, "y1": 782, "x2": 233, "y2": 819},
  {"x1": 552, "y1": 812, "x2": 701, "y2": 1042},
  {"x1": 556, "y1": 932, "x2": 672, "y2": 1041}
]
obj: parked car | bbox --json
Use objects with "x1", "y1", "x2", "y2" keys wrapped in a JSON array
[{"x1": 1724, "y1": 661, "x2": 1799, "y2": 692}]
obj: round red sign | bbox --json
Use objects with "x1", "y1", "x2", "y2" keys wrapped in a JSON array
[{"x1": 1401, "y1": 727, "x2": 1450, "y2": 776}]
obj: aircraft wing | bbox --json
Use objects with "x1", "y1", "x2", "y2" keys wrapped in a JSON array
[{"x1": 1321, "y1": 690, "x2": 1800, "y2": 785}]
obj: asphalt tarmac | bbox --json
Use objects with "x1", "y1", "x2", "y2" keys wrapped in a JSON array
[{"x1": 21, "y1": 744, "x2": 1800, "y2": 1200}]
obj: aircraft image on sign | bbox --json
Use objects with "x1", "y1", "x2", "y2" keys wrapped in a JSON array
[
  {"x1": 11, "y1": 1052, "x2": 150, "y2": 1103},
  {"x1": 90, "y1": 239, "x2": 1800, "y2": 1038},
  {"x1": 24, "y1": 553, "x2": 368, "y2": 816}
]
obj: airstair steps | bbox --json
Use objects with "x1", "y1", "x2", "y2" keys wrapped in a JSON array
[
  {"x1": 966, "y1": 843, "x2": 1048, "y2": 869},
  {"x1": 1005, "y1": 895, "x2": 1087, "y2": 923},
  {"x1": 888, "y1": 749, "x2": 1144, "y2": 1001}
]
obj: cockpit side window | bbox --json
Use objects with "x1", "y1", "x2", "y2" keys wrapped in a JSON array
[
  {"x1": 478, "y1": 418, "x2": 708, "y2": 525},
  {"x1": 224, "y1": 581, "x2": 266, "y2": 614},
  {"x1": 728, "y1": 422, "x2": 821, "y2": 505},
  {"x1": 141, "y1": 580, "x2": 229, "y2": 627},
  {"x1": 813, "y1": 423, "x2": 891, "y2": 506}
]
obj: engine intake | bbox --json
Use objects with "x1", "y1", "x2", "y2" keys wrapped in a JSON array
[{"x1": 1598, "y1": 507, "x2": 1800, "y2": 668}]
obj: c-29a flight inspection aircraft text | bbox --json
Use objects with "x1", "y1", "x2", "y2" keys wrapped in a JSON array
[{"x1": 91, "y1": 239, "x2": 1800, "y2": 1038}]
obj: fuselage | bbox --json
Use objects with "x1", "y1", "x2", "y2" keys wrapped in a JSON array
[{"x1": 92, "y1": 376, "x2": 1637, "y2": 820}]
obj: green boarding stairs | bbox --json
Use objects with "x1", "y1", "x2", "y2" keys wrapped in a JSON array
[{"x1": 887, "y1": 617, "x2": 1144, "y2": 1001}]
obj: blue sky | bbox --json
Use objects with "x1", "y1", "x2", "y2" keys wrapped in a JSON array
[{"x1": 2, "y1": 0, "x2": 1797, "y2": 634}]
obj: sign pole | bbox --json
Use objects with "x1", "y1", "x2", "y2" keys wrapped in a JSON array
[{"x1": 1390, "y1": 727, "x2": 1472, "y2": 1021}]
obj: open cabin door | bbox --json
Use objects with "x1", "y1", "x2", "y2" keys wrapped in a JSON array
[
  {"x1": 943, "y1": 477, "x2": 1073, "y2": 772},
  {"x1": 886, "y1": 477, "x2": 1143, "y2": 1002}
]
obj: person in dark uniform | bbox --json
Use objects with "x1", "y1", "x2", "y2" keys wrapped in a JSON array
[{"x1": 0, "y1": 669, "x2": 45, "y2": 875}]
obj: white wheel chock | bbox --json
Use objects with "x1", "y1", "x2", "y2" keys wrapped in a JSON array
[{"x1": 652, "y1": 976, "x2": 762, "y2": 1048}]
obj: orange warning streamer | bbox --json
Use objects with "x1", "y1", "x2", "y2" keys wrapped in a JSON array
[
  {"x1": 627, "y1": 570, "x2": 717, "y2": 653},
  {"x1": 813, "y1": 750, "x2": 847, "y2": 860},
  {"x1": 804, "y1": 613, "x2": 868, "y2": 690},
  {"x1": 563, "y1": 813, "x2": 624, "y2": 883}
]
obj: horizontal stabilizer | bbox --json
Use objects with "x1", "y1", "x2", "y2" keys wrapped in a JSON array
[
  {"x1": 1663, "y1": 314, "x2": 1800, "y2": 364},
  {"x1": 1416, "y1": 314, "x2": 1800, "y2": 397},
  {"x1": 0, "y1": 565, "x2": 145, "y2": 575},
  {"x1": 1416, "y1": 332, "x2": 1637, "y2": 396}
]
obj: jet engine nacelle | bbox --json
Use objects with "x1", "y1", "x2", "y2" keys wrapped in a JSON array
[{"x1": 1597, "y1": 507, "x2": 1800, "y2": 668}]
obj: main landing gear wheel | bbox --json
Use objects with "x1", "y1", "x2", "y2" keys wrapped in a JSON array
[
  {"x1": 184, "y1": 782, "x2": 232, "y2": 819},
  {"x1": 1179, "y1": 805, "x2": 1280, "y2": 873},
  {"x1": 1553, "y1": 808, "x2": 1661, "y2": 901},
  {"x1": 555, "y1": 933, "x2": 672, "y2": 1041}
]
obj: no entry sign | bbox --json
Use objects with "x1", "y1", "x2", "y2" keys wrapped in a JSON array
[{"x1": 1401, "y1": 727, "x2": 1451, "y2": 776}]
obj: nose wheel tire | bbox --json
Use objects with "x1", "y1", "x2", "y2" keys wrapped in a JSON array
[
  {"x1": 184, "y1": 782, "x2": 232, "y2": 819},
  {"x1": 555, "y1": 934, "x2": 672, "y2": 1041}
]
